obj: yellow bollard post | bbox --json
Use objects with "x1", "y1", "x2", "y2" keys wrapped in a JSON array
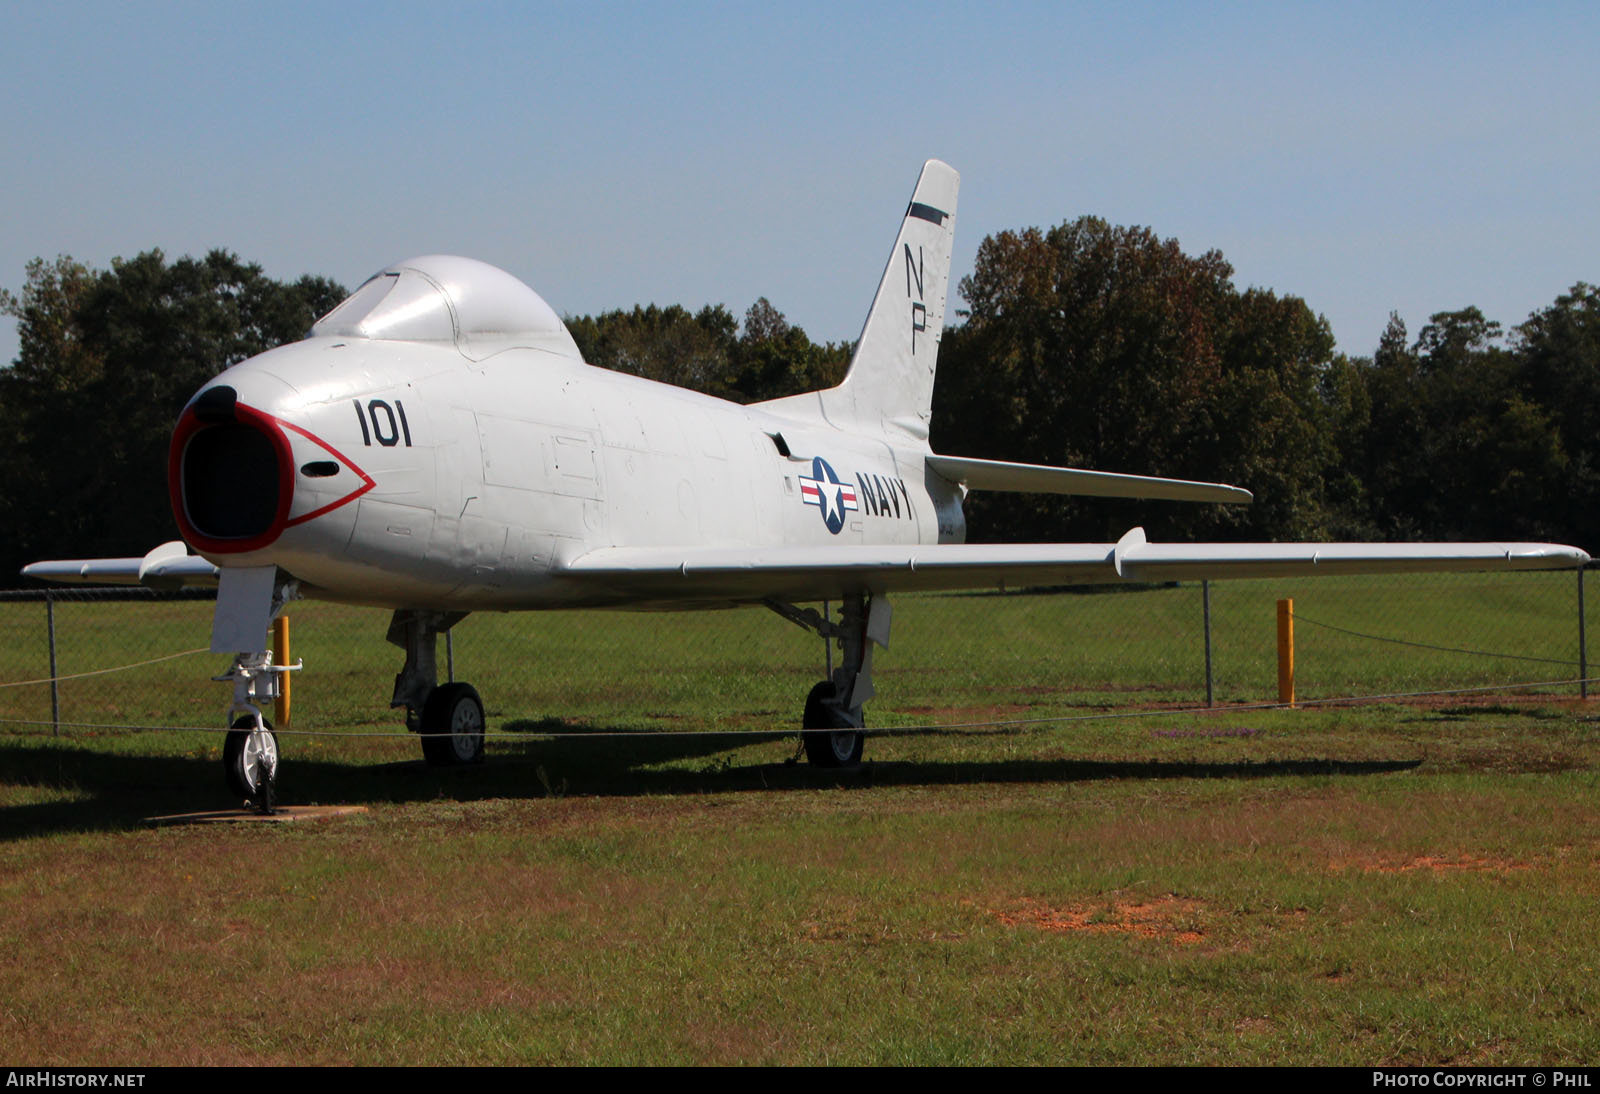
[
  {"x1": 274, "y1": 615, "x2": 291, "y2": 728},
  {"x1": 1276, "y1": 598, "x2": 1294, "y2": 707}
]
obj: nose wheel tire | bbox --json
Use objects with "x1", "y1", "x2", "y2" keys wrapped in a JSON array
[
  {"x1": 802, "y1": 680, "x2": 864, "y2": 768},
  {"x1": 224, "y1": 716, "x2": 278, "y2": 801},
  {"x1": 420, "y1": 682, "x2": 486, "y2": 766}
]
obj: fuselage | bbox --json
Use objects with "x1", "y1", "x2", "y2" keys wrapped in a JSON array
[{"x1": 172, "y1": 333, "x2": 966, "y2": 612}]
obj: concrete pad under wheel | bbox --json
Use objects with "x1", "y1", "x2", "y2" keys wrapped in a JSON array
[{"x1": 144, "y1": 804, "x2": 368, "y2": 826}]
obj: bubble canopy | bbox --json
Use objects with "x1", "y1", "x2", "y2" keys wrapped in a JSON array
[{"x1": 310, "y1": 254, "x2": 582, "y2": 361}]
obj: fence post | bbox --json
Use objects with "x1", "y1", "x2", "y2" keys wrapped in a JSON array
[
  {"x1": 46, "y1": 591, "x2": 60, "y2": 736},
  {"x1": 1277, "y1": 598, "x2": 1294, "y2": 707},
  {"x1": 1202, "y1": 580, "x2": 1214, "y2": 707},
  {"x1": 1580, "y1": 568, "x2": 1589, "y2": 701}
]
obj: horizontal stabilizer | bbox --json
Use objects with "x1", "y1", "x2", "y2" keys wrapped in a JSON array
[
  {"x1": 561, "y1": 535, "x2": 1588, "y2": 605},
  {"x1": 22, "y1": 542, "x2": 221, "y2": 589},
  {"x1": 927, "y1": 454, "x2": 1252, "y2": 504}
]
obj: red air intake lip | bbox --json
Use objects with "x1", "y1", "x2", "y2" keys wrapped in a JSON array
[
  {"x1": 169, "y1": 394, "x2": 295, "y2": 555},
  {"x1": 170, "y1": 389, "x2": 378, "y2": 556}
]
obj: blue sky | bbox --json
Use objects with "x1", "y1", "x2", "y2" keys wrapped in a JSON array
[{"x1": 3, "y1": 1, "x2": 1597, "y2": 365}]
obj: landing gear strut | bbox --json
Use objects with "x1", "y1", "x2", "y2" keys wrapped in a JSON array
[
  {"x1": 388, "y1": 610, "x2": 481, "y2": 765},
  {"x1": 768, "y1": 592, "x2": 891, "y2": 768},
  {"x1": 211, "y1": 570, "x2": 299, "y2": 809}
]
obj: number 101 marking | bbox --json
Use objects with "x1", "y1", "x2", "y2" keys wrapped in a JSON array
[{"x1": 353, "y1": 398, "x2": 413, "y2": 447}]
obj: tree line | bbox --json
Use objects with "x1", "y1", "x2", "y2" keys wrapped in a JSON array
[
  {"x1": 934, "y1": 220, "x2": 1599, "y2": 550},
  {"x1": 2, "y1": 225, "x2": 1596, "y2": 580}
]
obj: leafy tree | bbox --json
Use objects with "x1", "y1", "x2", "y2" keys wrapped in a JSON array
[
  {"x1": 566, "y1": 297, "x2": 847, "y2": 403},
  {"x1": 566, "y1": 303, "x2": 738, "y2": 396},
  {"x1": 0, "y1": 250, "x2": 344, "y2": 576},
  {"x1": 1514, "y1": 283, "x2": 1600, "y2": 548},
  {"x1": 727, "y1": 298, "x2": 849, "y2": 400},
  {"x1": 1338, "y1": 306, "x2": 1569, "y2": 542},
  {"x1": 1316, "y1": 346, "x2": 1377, "y2": 539},
  {"x1": 932, "y1": 218, "x2": 1341, "y2": 543},
  {"x1": 9, "y1": 237, "x2": 1589, "y2": 582},
  {"x1": 741, "y1": 297, "x2": 790, "y2": 343}
]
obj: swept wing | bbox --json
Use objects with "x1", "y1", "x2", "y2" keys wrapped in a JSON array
[{"x1": 562, "y1": 530, "x2": 1588, "y2": 604}]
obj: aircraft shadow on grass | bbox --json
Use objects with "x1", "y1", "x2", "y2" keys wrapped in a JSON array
[{"x1": 0, "y1": 729, "x2": 1423, "y2": 840}]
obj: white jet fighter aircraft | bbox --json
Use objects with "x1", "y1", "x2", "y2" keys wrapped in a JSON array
[{"x1": 24, "y1": 160, "x2": 1590, "y2": 799}]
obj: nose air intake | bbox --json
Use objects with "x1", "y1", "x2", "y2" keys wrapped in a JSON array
[
  {"x1": 183, "y1": 422, "x2": 280, "y2": 538},
  {"x1": 170, "y1": 385, "x2": 293, "y2": 554}
]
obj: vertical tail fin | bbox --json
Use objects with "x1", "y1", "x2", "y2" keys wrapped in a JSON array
[{"x1": 756, "y1": 159, "x2": 959, "y2": 442}]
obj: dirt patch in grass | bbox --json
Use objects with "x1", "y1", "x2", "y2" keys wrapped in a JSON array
[
  {"x1": 1330, "y1": 853, "x2": 1534, "y2": 875},
  {"x1": 992, "y1": 894, "x2": 1210, "y2": 945},
  {"x1": 1399, "y1": 694, "x2": 1579, "y2": 714}
]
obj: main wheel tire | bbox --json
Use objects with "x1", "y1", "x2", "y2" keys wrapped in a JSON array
[
  {"x1": 223, "y1": 716, "x2": 278, "y2": 800},
  {"x1": 420, "y1": 682, "x2": 486, "y2": 766},
  {"x1": 802, "y1": 680, "x2": 864, "y2": 768}
]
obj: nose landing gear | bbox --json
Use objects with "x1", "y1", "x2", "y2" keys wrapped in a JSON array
[
  {"x1": 214, "y1": 651, "x2": 297, "y2": 813},
  {"x1": 223, "y1": 715, "x2": 278, "y2": 808}
]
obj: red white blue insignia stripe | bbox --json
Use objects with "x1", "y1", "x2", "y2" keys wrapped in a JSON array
[{"x1": 799, "y1": 457, "x2": 858, "y2": 535}]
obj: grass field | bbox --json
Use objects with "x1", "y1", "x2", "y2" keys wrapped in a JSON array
[
  {"x1": 2, "y1": 570, "x2": 1590, "y2": 733},
  {"x1": 2, "y1": 574, "x2": 1597, "y2": 1064}
]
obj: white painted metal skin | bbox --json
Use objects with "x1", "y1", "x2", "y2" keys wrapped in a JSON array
[
  {"x1": 22, "y1": 159, "x2": 1590, "y2": 780},
  {"x1": 165, "y1": 259, "x2": 962, "y2": 611}
]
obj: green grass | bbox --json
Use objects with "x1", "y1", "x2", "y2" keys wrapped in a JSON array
[
  {"x1": 2, "y1": 726, "x2": 1597, "y2": 1064},
  {"x1": 1, "y1": 573, "x2": 1597, "y2": 1064}
]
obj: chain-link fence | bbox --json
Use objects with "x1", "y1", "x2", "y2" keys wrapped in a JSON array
[{"x1": 1, "y1": 568, "x2": 1592, "y2": 738}]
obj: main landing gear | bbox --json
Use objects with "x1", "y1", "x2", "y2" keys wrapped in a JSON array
[
  {"x1": 208, "y1": 592, "x2": 890, "y2": 795},
  {"x1": 388, "y1": 610, "x2": 483, "y2": 765},
  {"x1": 390, "y1": 596, "x2": 890, "y2": 772},
  {"x1": 768, "y1": 592, "x2": 891, "y2": 769},
  {"x1": 803, "y1": 681, "x2": 863, "y2": 766}
]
